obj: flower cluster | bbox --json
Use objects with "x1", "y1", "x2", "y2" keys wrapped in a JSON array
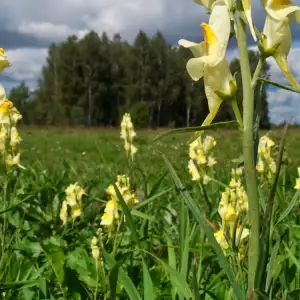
[
  {"x1": 188, "y1": 135, "x2": 217, "y2": 184},
  {"x1": 120, "y1": 113, "x2": 137, "y2": 157},
  {"x1": 100, "y1": 175, "x2": 138, "y2": 229},
  {"x1": 215, "y1": 168, "x2": 249, "y2": 258},
  {"x1": 0, "y1": 50, "x2": 23, "y2": 169},
  {"x1": 60, "y1": 183, "x2": 85, "y2": 224},
  {"x1": 256, "y1": 135, "x2": 276, "y2": 182}
]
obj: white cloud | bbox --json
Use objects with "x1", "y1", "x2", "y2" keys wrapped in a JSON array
[
  {"x1": 3, "y1": 47, "x2": 48, "y2": 82},
  {"x1": 18, "y1": 21, "x2": 75, "y2": 40}
]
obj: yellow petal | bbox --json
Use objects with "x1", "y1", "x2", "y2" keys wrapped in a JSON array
[
  {"x1": 194, "y1": 0, "x2": 215, "y2": 10},
  {"x1": 274, "y1": 53, "x2": 300, "y2": 90},
  {"x1": 186, "y1": 57, "x2": 206, "y2": 81},
  {"x1": 241, "y1": 0, "x2": 257, "y2": 41},
  {"x1": 208, "y1": 1, "x2": 231, "y2": 62},
  {"x1": 178, "y1": 39, "x2": 206, "y2": 58},
  {"x1": 265, "y1": 0, "x2": 300, "y2": 20},
  {"x1": 263, "y1": 16, "x2": 300, "y2": 89},
  {"x1": 204, "y1": 59, "x2": 233, "y2": 112}
]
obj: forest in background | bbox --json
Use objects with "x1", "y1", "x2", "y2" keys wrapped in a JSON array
[{"x1": 8, "y1": 30, "x2": 270, "y2": 128}]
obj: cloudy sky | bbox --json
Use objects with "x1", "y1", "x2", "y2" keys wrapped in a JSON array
[{"x1": 0, "y1": 0, "x2": 300, "y2": 124}]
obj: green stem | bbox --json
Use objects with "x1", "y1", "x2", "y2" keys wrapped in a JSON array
[
  {"x1": 236, "y1": 13, "x2": 260, "y2": 298},
  {"x1": 232, "y1": 97, "x2": 243, "y2": 128},
  {"x1": 94, "y1": 260, "x2": 99, "y2": 300},
  {"x1": 251, "y1": 57, "x2": 265, "y2": 89}
]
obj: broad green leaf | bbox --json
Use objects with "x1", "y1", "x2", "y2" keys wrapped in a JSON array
[{"x1": 43, "y1": 239, "x2": 65, "y2": 285}]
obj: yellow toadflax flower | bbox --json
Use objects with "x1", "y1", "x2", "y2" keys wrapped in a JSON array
[
  {"x1": 0, "y1": 84, "x2": 6, "y2": 104},
  {"x1": 101, "y1": 175, "x2": 138, "y2": 230},
  {"x1": 60, "y1": 183, "x2": 85, "y2": 224},
  {"x1": 0, "y1": 48, "x2": 11, "y2": 72},
  {"x1": 106, "y1": 175, "x2": 138, "y2": 206},
  {"x1": 120, "y1": 113, "x2": 137, "y2": 157},
  {"x1": 188, "y1": 135, "x2": 217, "y2": 184},
  {"x1": 256, "y1": 135, "x2": 276, "y2": 181},
  {"x1": 260, "y1": 0, "x2": 300, "y2": 89},
  {"x1": 178, "y1": 2, "x2": 236, "y2": 126},
  {"x1": 59, "y1": 201, "x2": 68, "y2": 225},
  {"x1": 215, "y1": 167, "x2": 249, "y2": 256},
  {"x1": 294, "y1": 167, "x2": 300, "y2": 190},
  {"x1": 214, "y1": 228, "x2": 229, "y2": 250}
]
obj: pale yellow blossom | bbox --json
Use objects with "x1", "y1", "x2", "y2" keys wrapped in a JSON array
[
  {"x1": 294, "y1": 167, "x2": 300, "y2": 190},
  {"x1": 179, "y1": 1, "x2": 236, "y2": 126},
  {"x1": 0, "y1": 48, "x2": 11, "y2": 72}
]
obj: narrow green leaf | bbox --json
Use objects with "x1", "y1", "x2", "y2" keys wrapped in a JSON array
[
  {"x1": 265, "y1": 241, "x2": 280, "y2": 292},
  {"x1": 284, "y1": 242, "x2": 300, "y2": 271},
  {"x1": 162, "y1": 154, "x2": 244, "y2": 300},
  {"x1": 258, "y1": 77, "x2": 300, "y2": 94},
  {"x1": 180, "y1": 207, "x2": 190, "y2": 281},
  {"x1": 0, "y1": 195, "x2": 33, "y2": 215},
  {"x1": 192, "y1": 265, "x2": 201, "y2": 300},
  {"x1": 153, "y1": 121, "x2": 239, "y2": 141},
  {"x1": 147, "y1": 171, "x2": 168, "y2": 198},
  {"x1": 143, "y1": 260, "x2": 154, "y2": 300},
  {"x1": 131, "y1": 209, "x2": 156, "y2": 222},
  {"x1": 134, "y1": 188, "x2": 172, "y2": 210},
  {"x1": 275, "y1": 190, "x2": 300, "y2": 228},
  {"x1": 109, "y1": 262, "x2": 120, "y2": 300},
  {"x1": 144, "y1": 250, "x2": 193, "y2": 299},
  {"x1": 103, "y1": 250, "x2": 141, "y2": 300},
  {"x1": 113, "y1": 183, "x2": 139, "y2": 246}
]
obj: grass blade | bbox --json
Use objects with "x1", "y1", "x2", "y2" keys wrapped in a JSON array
[
  {"x1": 143, "y1": 260, "x2": 154, "y2": 300},
  {"x1": 162, "y1": 154, "x2": 244, "y2": 300},
  {"x1": 103, "y1": 250, "x2": 141, "y2": 300},
  {"x1": 274, "y1": 190, "x2": 300, "y2": 228},
  {"x1": 153, "y1": 121, "x2": 239, "y2": 141},
  {"x1": 283, "y1": 242, "x2": 300, "y2": 271},
  {"x1": 143, "y1": 250, "x2": 193, "y2": 299},
  {"x1": 258, "y1": 78, "x2": 300, "y2": 93},
  {"x1": 256, "y1": 120, "x2": 291, "y2": 290},
  {"x1": 265, "y1": 240, "x2": 280, "y2": 292}
]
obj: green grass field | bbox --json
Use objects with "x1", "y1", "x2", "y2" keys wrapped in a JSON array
[{"x1": 1, "y1": 127, "x2": 300, "y2": 299}]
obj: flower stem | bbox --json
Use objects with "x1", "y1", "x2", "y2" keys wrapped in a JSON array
[
  {"x1": 232, "y1": 97, "x2": 243, "y2": 128},
  {"x1": 236, "y1": 12, "x2": 260, "y2": 298}
]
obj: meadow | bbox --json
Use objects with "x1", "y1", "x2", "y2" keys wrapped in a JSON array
[{"x1": 1, "y1": 126, "x2": 300, "y2": 299}]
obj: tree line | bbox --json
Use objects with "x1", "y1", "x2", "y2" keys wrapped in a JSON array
[{"x1": 9, "y1": 30, "x2": 270, "y2": 128}]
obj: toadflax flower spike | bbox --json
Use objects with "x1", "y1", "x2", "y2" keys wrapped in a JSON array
[
  {"x1": 260, "y1": 0, "x2": 300, "y2": 90},
  {"x1": 178, "y1": 1, "x2": 236, "y2": 126}
]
